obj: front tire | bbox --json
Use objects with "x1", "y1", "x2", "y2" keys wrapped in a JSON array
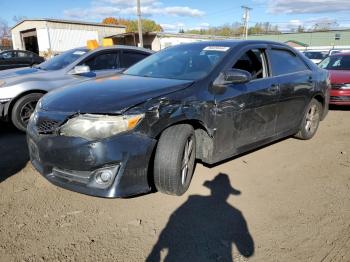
[
  {"x1": 295, "y1": 98, "x2": 322, "y2": 140},
  {"x1": 11, "y1": 93, "x2": 43, "y2": 132},
  {"x1": 153, "y1": 124, "x2": 196, "y2": 196}
]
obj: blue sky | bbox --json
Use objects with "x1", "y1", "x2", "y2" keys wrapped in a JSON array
[{"x1": 1, "y1": 0, "x2": 350, "y2": 32}]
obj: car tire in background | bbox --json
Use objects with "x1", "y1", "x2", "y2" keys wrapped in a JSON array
[
  {"x1": 295, "y1": 98, "x2": 322, "y2": 140},
  {"x1": 11, "y1": 93, "x2": 43, "y2": 132},
  {"x1": 153, "y1": 124, "x2": 196, "y2": 196}
]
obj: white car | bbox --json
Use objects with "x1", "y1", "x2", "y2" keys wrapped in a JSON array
[{"x1": 303, "y1": 50, "x2": 329, "y2": 64}]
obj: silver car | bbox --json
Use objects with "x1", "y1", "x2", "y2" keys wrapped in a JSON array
[{"x1": 0, "y1": 46, "x2": 153, "y2": 131}]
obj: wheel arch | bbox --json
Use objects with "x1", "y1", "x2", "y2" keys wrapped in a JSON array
[
  {"x1": 7, "y1": 89, "x2": 47, "y2": 120},
  {"x1": 313, "y1": 93, "x2": 325, "y2": 109},
  {"x1": 154, "y1": 118, "x2": 214, "y2": 163},
  {"x1": 312, "y1": 92, "x2": 327, "y2": 120}
]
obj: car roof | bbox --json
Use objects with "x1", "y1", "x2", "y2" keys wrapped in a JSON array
[
  {"x1": 304, "y1": 50, "x2": 328, "y2": 52},
  {"x1": 331, "y1": 52, "x2": 350, "y2": 57},
  {"x1": 90, "y1": 45, "x2": 154, "y2": 54},
  {"x1": 169, "y1": 40, "x2": 290, "y2": 48}
]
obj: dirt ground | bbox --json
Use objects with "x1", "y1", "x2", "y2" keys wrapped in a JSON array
[{"x1": 0, "y1": 108, "x2": 349, "y2": 262}]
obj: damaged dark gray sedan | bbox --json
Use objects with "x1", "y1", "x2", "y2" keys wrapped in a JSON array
[{"x1": 27, "y1": 40, "x2": 330, "y2": 198}]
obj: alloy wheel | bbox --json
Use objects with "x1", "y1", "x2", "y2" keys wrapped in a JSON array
[
  {"x1": 305, "y1": 103, "x2": 320, "y2": 135},
  {"x1": 20, "y1": 100, "x2": 37, "y2": 126},
  {"x1": 181, "y1": 136, "x2": 194, "y2": 185}
]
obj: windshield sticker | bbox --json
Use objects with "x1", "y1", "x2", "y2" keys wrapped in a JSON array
[
  {"x1": 73, "y1": 51, "x2": 87, "y2": 56},
  {"x1": 203, "y1": 46, "x2": 230, "y2": 52}
]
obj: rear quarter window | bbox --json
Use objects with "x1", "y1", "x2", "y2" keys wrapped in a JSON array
[
  {"x1": 120, "y1": 51, "x2": 149, "y2": 68},
  {"x1": 270, "y1": 49, "x2": 309, "y2": 76}
]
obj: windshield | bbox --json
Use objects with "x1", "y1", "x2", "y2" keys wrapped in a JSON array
[
  {"x1": 37, "y1": 48, "x2": 89, "y2": 71},
  {"x1": 303, "y1": 51, "x2": 328, "y2": 60},
  {"x1": 124, "y1": 44, "x2": 230, "y2": 80},
  {"x1": 319, "y1": 55, "x2": 350, "y2": 70}
]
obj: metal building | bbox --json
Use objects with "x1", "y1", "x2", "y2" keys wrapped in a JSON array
[
  {"x1": 11, "y1": 19, "x2": 126, "y2": 55},
  {"x1": 247, "y1": 29, "x2": 350, "y2": 50},
  {"x1": 109, "y1": 32, "x2": 235, "y2": 51}
]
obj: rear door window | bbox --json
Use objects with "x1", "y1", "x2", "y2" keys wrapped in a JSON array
[
  {"x1": 83, "y1": 52, "x2": 119, "y2": 71},
  {"x1": 269, "y1": 49, "x2": 309, "y2": 76},
  {"x1": 17, "y1": 51, "x2": 30, "y2": 58},
  {"x1": 120, "y1": 51, "x2": 149, "y2": 68}
]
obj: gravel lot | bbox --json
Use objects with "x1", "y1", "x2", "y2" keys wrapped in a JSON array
[{"x1": 0, "y1": 108, "x2": 349, "y2": 262}]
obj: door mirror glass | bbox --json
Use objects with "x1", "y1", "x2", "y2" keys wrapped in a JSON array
[
  {"x1": 70, "y1": 65, "x2": 91, "y2": 75},
  {"x1": 223, "y1": 69, "x2": 252, "y2": 84}
]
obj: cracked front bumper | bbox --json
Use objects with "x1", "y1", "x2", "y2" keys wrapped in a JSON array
[{"x1": 27, "y1": 122, "x2": 157, "y2": 198}]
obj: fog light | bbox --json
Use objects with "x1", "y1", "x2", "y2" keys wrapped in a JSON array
[
  {"x1": 88, "y1": 165, "x2": 119, "y2": 189},
  {"x1": 95, "y1": 170, "x2": 113, "y2": 184}
]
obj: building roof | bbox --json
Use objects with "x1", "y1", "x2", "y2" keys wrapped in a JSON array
[
  {"x1": 11, "y1": 18, "x2": 126, "y2": 30},
  {"x1": 109, "y1": 32, "x2": 158, "y2": 38},
  {"x1": 108, "y1": 31, "x2": 238, "y2": 40},
  {"x1": 157, "y1": 32, "x2": 237, "y2": 40}
]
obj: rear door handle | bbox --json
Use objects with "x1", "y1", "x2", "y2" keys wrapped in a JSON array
[{"x1": 268, "y1": 84, "x2": 279, "y2": 93}]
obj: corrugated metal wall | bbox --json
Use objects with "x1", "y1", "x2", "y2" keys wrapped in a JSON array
[
  {"x1": 47, "y1": 29, "x2": 99, "y2": 52},
  {"x1": 11, "y1": 20, "x2": 126, "y2": 54}
]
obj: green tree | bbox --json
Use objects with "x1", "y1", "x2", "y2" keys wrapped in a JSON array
[
  {"x1": 102, "y1": 17, "x2": 162, "y2": 33},
  {"x1": 297, "y1": 25, "x2": 305, "y2": 33}
]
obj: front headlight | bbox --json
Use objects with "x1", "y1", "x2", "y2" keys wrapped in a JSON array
[
  {"x1": 341, "y1": 84, "x2": 350, "y2": 89},
  {"x1": 60, "y1": 114, "x2": 144, "y2": 141}
]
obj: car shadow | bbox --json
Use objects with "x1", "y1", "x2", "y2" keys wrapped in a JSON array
[
  {"x1": 146, "y1": 173, "x2": 254, "y2": 262},
  {"x1": 0, "y1": 123, "x2": 29, "y2": 183}
]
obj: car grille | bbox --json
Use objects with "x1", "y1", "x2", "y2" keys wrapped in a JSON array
[
  {"x1": 36, "y1": 119, "x2": 61, "y2": 134},
  {"x1": 330, "y1": 96, "x2": 350, "y2": 101},
  {"x1": 331, "y1": 84, "x2": 344, "y2": 89}
]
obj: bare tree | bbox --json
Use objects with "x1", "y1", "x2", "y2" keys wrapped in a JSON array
[
  {"x1": 313, "y1": 21, "x2": 338, "y2": 31},
  {"x1": 13, "y1": 15, "x2": 27, "y2": 24},
  {"x1": 0, "y1": 19, "x2": 9, "y2": 38}
]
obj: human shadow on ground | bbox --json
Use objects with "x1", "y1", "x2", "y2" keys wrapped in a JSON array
[
  {"x1": 146, "y1": 173, "x2": 254, "y2": 262},
  {"x1": 0, "y1": 123, "x2": 29, "y2": 183}
]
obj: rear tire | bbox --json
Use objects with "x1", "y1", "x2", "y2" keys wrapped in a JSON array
[
  {"x1": 11, "y1": 93, "x2": 43, "y2": 132},
  {"x1": 153, "y1": 124, "x2": 196, "y2": 196},
  {"x1": 295, "y1": 98, "x2": 322, "y2": 140}
]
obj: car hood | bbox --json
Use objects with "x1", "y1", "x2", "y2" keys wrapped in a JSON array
[
  {"x1": 0, "y1": 67, "x2": 47, "y2": 78},
  {"x1": 0, "y1": 67, "x2": 63, "y2": 85},
  {"x1": 328, "y1": 70, "x2": 350, "y2": 84},
  {"x1": 41, "y1": 74, "x2": 194, "y2": 113}
]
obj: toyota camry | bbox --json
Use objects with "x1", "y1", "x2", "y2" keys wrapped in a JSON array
[{"x1": 27, "y1": 40, "x2": 330, "y2": 198}]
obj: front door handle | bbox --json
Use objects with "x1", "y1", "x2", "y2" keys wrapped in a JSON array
[{"x1": 268, "y1": 84, "x2": 279, "y2": 94}]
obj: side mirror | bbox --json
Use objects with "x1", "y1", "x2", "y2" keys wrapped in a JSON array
[
  {"x1": 210, "y1": 69, "x2": 251, "y2": 95},
  {"x1": 223, "y1": 69, "x2": 252, "y2": 84},
  {"x1": 70, "y1": 65, "x2": 91, "y2": 75}
]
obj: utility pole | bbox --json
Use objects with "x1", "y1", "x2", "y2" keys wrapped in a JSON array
[
  {"x1": 137, "y1": 0, "x2": 143, "y2": 47},
  {"x1": 241, "y1": 6, "x2": 252, "y2": 40}
]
